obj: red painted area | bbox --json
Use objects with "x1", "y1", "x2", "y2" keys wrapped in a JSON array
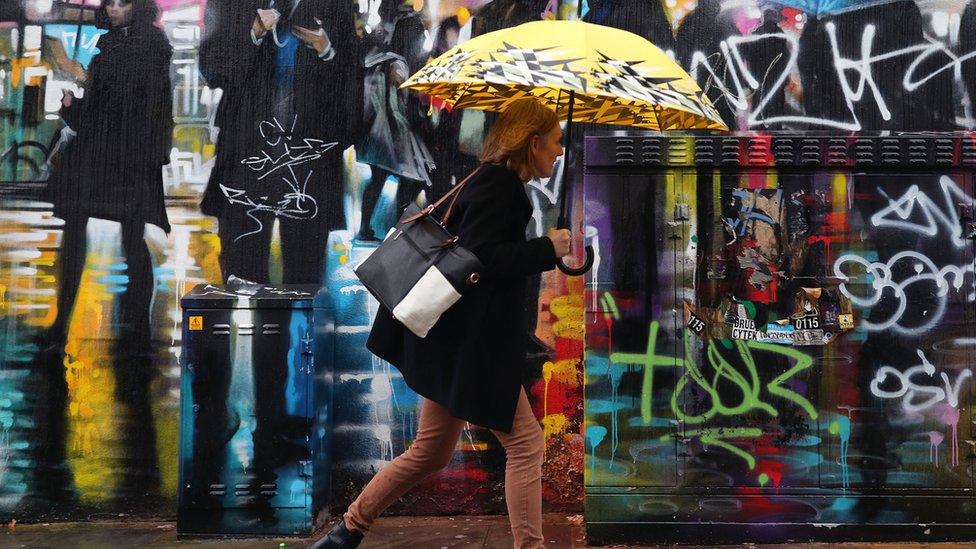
[
  {"x1": 737, "y1": 236, "x2": 780, "y2": 304},
  {"x1": 756, "y1": 459, "x2": 785, "y2": 490},
  {"x1": 431, "y1": 465, "x2": 490, "y2": 484},
  {"x1": 832, "y1": 343, "x2": 864, "y2": 418},
  {"x1": 555, "y1": 337, "x2": 584, "y2": 359},
  {"x1": 822, "y1": 212, "x2": 850, "y2": 235},
  {"x1": 740, "y1": 134, "x2": 773, "y2": 168},
  {"x1": 753, "y1": 434, "x2": 785, "y2": 456},
  {"x1": 734, "y1": 486, "x2": 785, "y2": 515}
]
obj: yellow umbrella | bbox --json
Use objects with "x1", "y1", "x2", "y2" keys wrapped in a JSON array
[
  {"x1": 403, "y1": 19, "x2": 728, "y2": 275},
  {"x1": 402, "y1": 19, "x2": 727, "y2": 131}
]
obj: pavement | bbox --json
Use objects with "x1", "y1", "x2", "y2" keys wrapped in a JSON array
[{"x1": 1, "y1": 514, "x2": 974, "y2": 548}]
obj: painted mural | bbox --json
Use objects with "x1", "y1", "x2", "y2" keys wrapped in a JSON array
[
  {"x1": 0, "y1": 0, "x2": 974, "y2": 540},
  {"x1": 0, "y1": 0, "x2": 583, "y2": 522}
]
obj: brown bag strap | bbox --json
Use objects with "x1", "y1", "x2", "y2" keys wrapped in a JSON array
[{"x1": 401, "y1": 163, "x2": 487, "y2": 226}]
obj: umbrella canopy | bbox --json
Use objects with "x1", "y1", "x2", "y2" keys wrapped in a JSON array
[
  {"x1": 761, "y1": 0, "x2": 901, "y2": 17},
  {"x1": 401, "y1": 19, "x2": 728, "y2": 131}
]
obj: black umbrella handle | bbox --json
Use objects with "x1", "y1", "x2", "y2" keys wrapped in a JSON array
[
  {"x1": 556, "y1": 209, "x2": 594, "y2": 276},
  {"x1": 558, "y1": 245, "x2": 594, "y2": 276},
  {"x1": 554, "y1": 89, "x2": 592, "y2": 276}
]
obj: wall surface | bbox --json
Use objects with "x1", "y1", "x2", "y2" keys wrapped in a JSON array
[{"x1": 0, "y1": 0, "x2": 974, "y2": 533}]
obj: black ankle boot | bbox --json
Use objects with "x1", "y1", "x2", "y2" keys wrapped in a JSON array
[{"x1": 308, "y1": 518, "x2": 364, "y2": 549}]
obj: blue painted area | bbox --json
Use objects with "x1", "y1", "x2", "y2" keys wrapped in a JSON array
[
  {"x1": 43, "y1": 24, "x2": 107, "y2": 69},
  {"x1": 789, "y1": 435, "x2": 822, "y2": 447},
  {"x1": 830, "y1": 496, "x2": 857, "y2": 512},
  {"x1": 98, "y1": 274, "x2": 129, "y2": 285},
  {"x1": 762, "y1": 0, "x2": 900, "y2": 16},
  {"x1": 607, "y1": 360, "x2": 626, "y2": 469},
  {"x1": 587, "y1": 398, "x2": 631, "y2": 414},
  {"x1": 0, "y1": 361, "x2": 50, "y2": 504},
  {"x1": 585, "y1": 425, "x2": 608, "y2": 477},
  {"x1": 318, "y1": 231, "x2": 426, "y2": 505},
  {"x1": 777, "y1": 450, "x2": 824, "y2": 470},
  {"x1": 285, "y1": 311, "x2": 311, "y2": 417},
  {"x1": 366, "y1": 176, "x2": 400, "y2": 240},
  {"x1": 178, "y1": 286, "x2": 319, "y2": 535}
]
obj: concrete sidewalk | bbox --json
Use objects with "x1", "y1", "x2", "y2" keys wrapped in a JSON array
[{"x1": 1, "y1": 514, "x2": 973, "y2": 548}]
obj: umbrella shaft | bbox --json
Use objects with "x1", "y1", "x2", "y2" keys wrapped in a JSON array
[{"x1": 558, "y1": 91, "x2": 576, "y2": 229}]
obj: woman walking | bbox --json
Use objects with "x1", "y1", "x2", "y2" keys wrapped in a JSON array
[{"x1": 311, "y1": 97, "x2": 571, "y2": 549}]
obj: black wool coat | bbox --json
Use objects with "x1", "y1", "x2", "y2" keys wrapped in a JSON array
[
  {"x1": 48, "y1": 23, "x2": 174, "y2": 232},
  {"x1": 367, "y1": 164, "x2": 557, "y2": 433},
  {"x1": 197, "y1": 0, "x2": 362, "y2": 218}
]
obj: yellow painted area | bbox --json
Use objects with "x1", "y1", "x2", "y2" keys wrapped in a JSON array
[
  {"x1": 549, "y1": 294, "x2": 584, "y2": 341},
  {"x1": 62, "y1": 246, "x2": 117, "y2": 502},
  {"x1": 832, "y1": 172, "x2": 848, "y2": 213},
  {"x1": 333, "y1": 242, "x2": 351, "y2": 266},
  {"x1": 542, "y1": 413, "x2": 571, "y2": 438},
  {"x1": 65, "y1": 346, "x2": 120, "y2": 503},
  {"x1": 269, "y1": 219, "x2": 283, "y2": 285},
  {"x1": 65, "y1": 269, "x2": 108, "y2": 351},
  {"x1": 457, "y1": 442, "x2": 489, "y2": 452},
  {"x1": 664, "y1": 173, "x2": 677, "y2": 232},
  {"x1": 155, "y1": 401, "x2": 180, "y2": 498},
  {"x1": 543, "y1": 359, "x2": 581, "y2": 387}
]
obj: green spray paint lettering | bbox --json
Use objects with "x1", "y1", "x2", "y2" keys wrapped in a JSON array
[{"x1": 610, "y1": 322, "x2": 818, "y2": 426}]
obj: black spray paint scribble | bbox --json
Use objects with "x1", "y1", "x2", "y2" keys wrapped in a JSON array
[{"x1": 220, "y1": 115, "x2": 338, "y2": 241}]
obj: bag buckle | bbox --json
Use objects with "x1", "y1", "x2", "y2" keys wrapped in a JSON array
[{"x1": 435, "y1": 236, "x2": 459, "y2": 249}]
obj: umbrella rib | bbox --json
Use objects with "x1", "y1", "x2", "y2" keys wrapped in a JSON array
[{"x1": 451, "y1": 82, "x2": 474, "y2": 110}]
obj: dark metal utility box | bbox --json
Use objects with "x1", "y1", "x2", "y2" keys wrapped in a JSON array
[
  {"x1": 177, "y1": 282, "x2": 332, "y2": 536},
  {"x1": 583, "y1": 133, "x2": 976, "y2": 545}
]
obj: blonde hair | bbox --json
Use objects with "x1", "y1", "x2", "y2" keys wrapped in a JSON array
[{"x1": 480, "y1": 97, "x2": 559, "y2": 173}]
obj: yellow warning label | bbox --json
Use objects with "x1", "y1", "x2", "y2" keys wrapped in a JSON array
[{"x1": 188, "y1": 316, "x2": 204, "y2": 331}]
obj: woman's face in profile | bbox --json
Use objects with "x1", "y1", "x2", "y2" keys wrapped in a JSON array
[
  {"x1": 104, "y1": 0, "x2": 134, "y2": 27},
  {"x1": 530, "y1": 124, "x2": 563, "y2": 180}
]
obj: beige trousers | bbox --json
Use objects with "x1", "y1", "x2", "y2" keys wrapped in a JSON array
[{"x1": 343, "y1": 388, "x2": 545, "y2": 549}]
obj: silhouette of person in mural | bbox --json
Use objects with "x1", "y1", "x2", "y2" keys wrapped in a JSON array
[
  {"x1": 962, "y1": 3, "x2": 976, "y2": 117},
  {"x1": 355, "y1": 0, "x2": 434, "y2": 241},
  {"x1": 470, "y1": 0, "x2": 548, "y2": 36},
  {"x1": 581, "y1": 0, "x2": 677, "y2": 353},
  {"x1": 583, "y1": 0, "x2": 674, "y2": 51},
  {"x1": 739, "y1": 8, "x2": 790, "y2": 128},
  {"x1": 199, "y1": 0, "x2": 360, "y2": 284},
  {"x1": 675, "y1": 0, "x2": 740, "y2": 126},
  {"x1": 796, "y1": 14, "x2": 849, "y2": 129},
  {"x1": 36, "y1": 0, "x2": 173, "y2": 508},
  {"x1": 424, "y1": 15, "x2": 480, "y2": 204},
  {"x1": 795, "y1": 1, "x2": 958, "y2": 514},
  {"x1": 0, "y1": 1, "x2": 22, "y2": 21},
  {"x1": 799, "y1": 0, "x2": 955, "y2": 131},
  {"x1": 961, "y1": 3, "x2": 976, "y2": 116},
  {"x1": 195, "y1": 0, "x2": 360, "y2": 523}
]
